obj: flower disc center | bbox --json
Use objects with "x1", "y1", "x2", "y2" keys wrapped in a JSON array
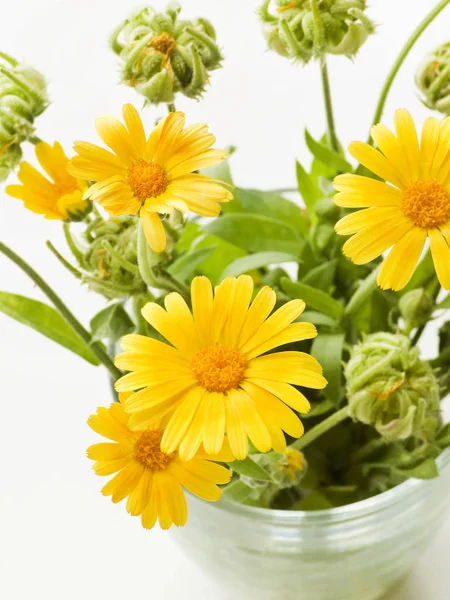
[
  {"x1": 135, "y1": 430, "x2": 174, "y2": 470},
  {"x1": 128, "y1": 159, "x2": 168, "y2": 201},
  {"x1": 192, "y1": 343, "x2": 248, "y2": 393},
  {"x1": 401, "y1": 180, "x2": 450, "y2": 229}
]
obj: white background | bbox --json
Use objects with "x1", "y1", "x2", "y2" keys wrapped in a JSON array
[{"x1": 1, "y1": 1, "x2": 450, "y2": 598}]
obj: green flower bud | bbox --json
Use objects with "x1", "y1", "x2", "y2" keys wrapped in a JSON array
[
  {"x1": 399, "y1": 289, "x2": 434, "y2": 333},
  {"x1": 110, "y1": 3, "x2": 222, "y2": 105},
  {"x1": 68, "y1": 216, "x2": 147, "y2": 300},
  {"x1": 345, "y1": 333, "x2": 440, "y2": 441},
  {"x1": 253, "y1": 449, "x2": 307, "y2": 489},
  {"x1": 258, "y1": 0, "x2": 375, "y2": 64},
  {"x1": 0, "y1": 52, "x2": 49, "y2": 180},
  {"x1": 415, "y1": 42, "x2": 450, "y2": 116}
]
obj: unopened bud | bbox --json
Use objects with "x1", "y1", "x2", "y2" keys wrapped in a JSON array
[
  {"x1": 399, "y1": 289, "x2": 434, "y2": 333},
  {"x1": 111, "y1": 3, "x2": 222, "y2": 105},
  {"x1": 258, "y1": 0, "x2": 375, "y2": 64},
  {"x1": 416, "y1": 42, "x2": 450, "y2": 116},
  {"x1": 345, "y1": 332, "x2": 440, "y2": 441}
]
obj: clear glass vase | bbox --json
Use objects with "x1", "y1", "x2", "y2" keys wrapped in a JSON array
[{"x1": 171, "y1": 450, "x2": 450, "y2": 600}]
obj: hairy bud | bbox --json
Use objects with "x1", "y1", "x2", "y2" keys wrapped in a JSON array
[
  {"x1": 258, "y1": 0, "x2": 375, "y2": 64},
  {"x1": 416, "y1": 42, "x2": 450, "y2": 116},
  {"x1": 345, "y1": 333, "x2": 440, "y2": 442},
  {"x1": 110, "y1": 3, "x2": 222, "y2": 105},
  {"x1": 399, "y1": 289, "x2": 434, "y2": 333},
  {"x1": 0, "y1": 52, "x2": 49, "y2": 180}
]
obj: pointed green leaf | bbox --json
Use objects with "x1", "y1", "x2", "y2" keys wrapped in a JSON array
[
  {"x1": 90, "y1": 303, "x2": 135, "y2": 344},
  {"x1": 228, "y1": 456, "x2": 273, "y2": 481},
  {"x1": 281, "y1": 278, "x2": 344, "y2": 320},
  {"x1": 222, "y1": 480, "x2": 253, "y2": 503},
  {"x1": 311, "y1": 333, "x2": 345, "y2": 403},
  {"x1": 305, "y1": 129, "x2": 353, "y2": 173},
  {"x1": 345, "y1": 267, "x2": 380, "y2": 316},
  {"x1": 394, "y1": 457, "x2": 439, "y2": 480},
  {"x1": 301, "y1": 260, "x2": 337, "y2": 291},
  {"x1": 168, "y1": 246, "x2": 216, "y2": 282},
  {"x1": 296, "y1": 160, "x2": 321, "y2": 220},
  {"x1": 204, "y1": 213, "x2": 304, "y2": 254},
  {"x1": 0, "y1": 292, "x2": 100, "y2": 365},
  {"x1": 221, "y1": 251, "x2": 299, "y2": 279}
]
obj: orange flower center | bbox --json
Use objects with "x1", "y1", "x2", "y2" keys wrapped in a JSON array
[
  {"x1": 149, "y1": 32, "x2": 177, "y2": 56},
  {"x1": 401, "y1": 180, "x2": 450, "y2": 229},
  {"x1": 127, "y1": 159, "x2": 168, "y2": 201},
  {"x1": 191, "y1": 343, "x2": 248, "y2": 393},
  {"x1": 135, "y1": 430, "x2": 175, "y2": 470}
]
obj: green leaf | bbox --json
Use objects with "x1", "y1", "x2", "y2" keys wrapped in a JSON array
[
  {"x1": 205, "y1": 213, "x2": 304, "y2": 254},
  {"x1": 402, "y1": 250, "x2": 435, "y2": 294},
  {"x1": 222, "y1": 480, "x2": 253, "y2": 503},
  {"x1": 233, "y1": 188, "x2": 309, "y2": 234},
  {"x1": 0, "y1": 291, "x2": 100, "y2": 365},
  {"x1": 393, "y1": 457, "x2": 439, "y2": 480},
  {"x1": 301, "y1": 260, "x2": 337, "y2": 292},
  {"x1": 438, "y1": 294, "x2": 450, "y2": 309},
  {"x1": 282, "y1": 278, "x2": 344, "y2": 320},
  {"x1": 345, "y1": 267, "x2": 380, "y2": 316},
  {"x1": 305, "y1": 129, "x2": 353, "y2": 174},
  {"x1": 298, "y1": 310, "x2": 339, "y2": 329},
  {"x1": 296, "y1": 160, "x2": 320, "y2": 220},
  {"x1": 168, "y1": 246, "x2": 216, "y2": 282},
  {"x1": 311, "y1": 333, "x2": 344, "y2": 403},
  {"x1": 436, "y1": 423, "x2": 450, "y2": 449},
  {"x1": 228, "y1": 456, "x2": 273, "y2": 481},
  {"x1": 221, "y1": 251, "x2": 299, "y2": 279},
  {"x1": 90, "y1": 303, "x2": 135, "y2": 344},
  {"x1": 189, "y1": 234, "x2": 246, "y2": 285}
]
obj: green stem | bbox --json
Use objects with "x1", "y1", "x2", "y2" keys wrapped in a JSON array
[
  {"x1": 368, "y1": 0, "x2": 450, "y2": 142},
  {"x1": 290, "y1": 406, "x2": 350, "y2": 451},
  {"x1": 320, "y1": 59, "x2": 339, "y2": 152},
  {"x1": 100, "y1": 240, "x2": 141, "y2": 275},
  {"x1": 167, "y1": 103, "x2": 176, "y2": 113},
  {"x1": 0, "y1": 241, "x2": 122, "y2": 381},
  {"x1": 29, "y1": 135, "x2": 43, "y2": 145},
  {"x1": 137, "y1": 221, "x2": 161, "y2": 288},
  {"x1": 412, "y1": 280, "x2": 441, "y2": 346},
  {"x1": 46, "y1": 241, "x2": 83, "y2": 279},
  {"x1": 0, "y1": 51, "x2": 18, "y2": 66}
]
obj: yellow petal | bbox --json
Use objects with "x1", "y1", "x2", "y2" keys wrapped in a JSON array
[
  {"x1": 342, "y1": 214, "x2": 413, "y2": 265},
  {"x1": 420, "y1": 116, "x2": 440, "y2": 180},
  {"x1": 161, "y1": 387, "x2": 206, "y2": 454},
  {"x1": 336, "y1": 206, "x2": 402, "y2": 236},
  {"x1": 170, "y1": 462, "x2": 222, "y2": 502},
  {"x1": 371, "y1": 123, "x2": 412, "y2": 183},
  {"x1": 140, "y1": 208, "x2": 166, "y2": 253},
  {"x1": 202, "y1": 392, "x2": 226, "y2": 456},
  {"x1": 221, "y1": 275, "x2": 254, "y2": 347},
  {"x1": 210, "y1": 277, "x2": 237, "y2": 343},
  {"x1": 377, "y1": 227, "x2": 427, "y2": 291},
  {"x1": 126, "y1": 469, "x2": 152, "y2": 516},
  {"x1": 178, "y1": 394, "x2": 211, "y2": 461},
  {"x1": 431, "y1": 117, "x2": 450, "y2": 180},
  {"x1": 238, "y1": 286, "x2": 277, "y2": 348},
  {"x1": 95, "y1": 115, "x2": 139, "y2": 166},
  {"x1": 393, "y1": 109, "x2": 420, "y2": 181},
  {"x1": 247, "y1": 379, "x2": 311, "y2": 413},
  {"x1": 122, "y1": 104, "x2": 146, "y2": 155},
  {"x1": 225, "y1": 398, "x2": 248, "y2": 460},
  {"x1": 244, "y1": 321, "x2": 317, "y2": 360},
  {"x1": 348, "y1": 142, "x2": 406, "y2": 189},
  {"x1": 191, "y1": 276, "x2": 213, "y2": 346},
  {"x1": 141, "y1": 300, "x2": 196, "y2": 355},
  {"x1": 429, "y1": 227, "x2": 450, "y2": 289},
  {"x1": 228, "y1": 388, "x2": 272, "y2": 454}
]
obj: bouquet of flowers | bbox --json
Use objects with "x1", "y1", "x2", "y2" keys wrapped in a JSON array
[{"x1": 2, "y1": 0, "x2": 450, "y2": 540}]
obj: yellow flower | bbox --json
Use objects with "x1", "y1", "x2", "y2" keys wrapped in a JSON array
[
  {"x1": 6, "y1": 142, "x2": 89, "y2": 220},
  {"x1": 334, "y1": 109, "x2": 450, "y2": 291},
  {"x1": 67, "y1": 104, "x2": 232, "y2": 252},
  {"x1": 87, "y1": 400, "x2": 233, "y2": 530},
  {"x1": 114, "y1": 275, "x2": 327, "y2": 461}
]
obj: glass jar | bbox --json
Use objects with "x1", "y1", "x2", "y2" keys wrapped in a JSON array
[{"x1": 171, "y1": 450, "x2": 450, "y2": 600}]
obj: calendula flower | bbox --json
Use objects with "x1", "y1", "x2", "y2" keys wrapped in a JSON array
[
  {"x1": 334, "y1": 109, "x2": 450, "y2": 291},
  {"x1": 115, "y1": 275, "x2": 327, "y2": 461},
  {"x1": 6, "y1": 142, "x2": 89, "y2": 220},
  {"x1": 67, "y1": 104, "x2": 232, "y2": 252},
  {"x1": 87, "y1": 399, "x2": 233, "y2": 530}
]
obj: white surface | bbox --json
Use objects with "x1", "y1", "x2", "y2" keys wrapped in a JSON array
[{"x1": 1, "y1": 1, "x2": 450, "y2": 598}]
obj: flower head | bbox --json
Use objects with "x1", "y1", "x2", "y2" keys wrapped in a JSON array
[
  {"x1": 258, "y1": 0, "x2": 374, "y2": 64},
  {"x1": 345, "y1": 332, "x2": 440, "y2": 441},
  {"x1": 0, "y1": 53, "x2": 49, "y2": 180},
  {"x1": 416, "y1": 42, "x2": 450, "y2": 117},
  {"x1": 87, "y1": 399, "x2": 233, "y2": 530},
  {"x1": 334, "y1": 109, "x2": 450, "y2": 291},
  {"x1": 114, "y1": 275, "x2": 327, "y2": 461},
  {"x1": 111, "y1": 3, "x2": 222, "y2": 105},
  {"x1": 6, "y1": 142, "x2": 90, "y2": 221},
  {"x1": 68, "y1": 104, "x2": 232, "y2": 252}
]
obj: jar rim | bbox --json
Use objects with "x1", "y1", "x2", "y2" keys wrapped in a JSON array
[{"x1": 210, "y1": 448, "x2": 450, "y2": 524}]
